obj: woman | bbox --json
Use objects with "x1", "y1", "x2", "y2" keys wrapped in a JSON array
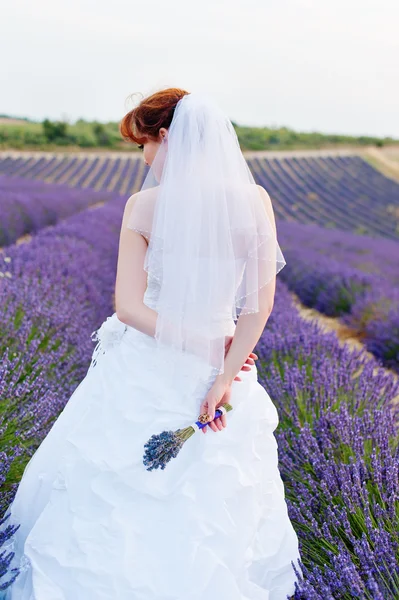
[{"x1": 2, "y1": 88, "x2": 301, "y2": 599}]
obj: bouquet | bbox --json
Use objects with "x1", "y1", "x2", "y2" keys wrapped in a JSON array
[{"x1": 143, "y1": 402, "x2": 233, "y2": 471}]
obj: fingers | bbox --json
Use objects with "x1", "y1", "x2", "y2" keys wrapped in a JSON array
[
  {"x1": 244, "y1": 355, "x2": 258, "y2": 365},
  {"x1": 199, "y1": 383, "x2": 230, "y2": 434},
  {"x1": 209, "y1": 420, "x2": 219, "y2": 432},
  {"x1": 199, "y1": 398, "x2": 216, "y2": 433},
  {"x1": 237, "y1": 352, "x2": 260, "y2": 376},
  {"x1": 201, "y1": 416, "x2": 226, "y2": 433},
  {"x1": 208, "y1": 417, "x2": 224, "y2": 432},
  {"x1": 215, "y1": 415, "x2": 226, "y2": 431},
  {"x1": 201, "y1": 422, "x2": 214, "y2": 434},
  {"x1": 241, "y1": 353, "x2": 258, "y2": 368}
]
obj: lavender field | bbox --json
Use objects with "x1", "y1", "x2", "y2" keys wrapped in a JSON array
[
  {"x1": 278, "y1": 221, "x2": 399, "y2": 373},
  {"x1": 0, "y1": 153, "x2": 399, "y2": 597},
  {"x1": 1, "y1": 151, "x2": 397, "y2": 371},
  {"x1": 251, "y1": 154, "x2": 399, "y2": 240},
  {"x1": 0, "y1": 175, "x2": 118, "y2": 246},
  {"x1": 0, "y1": 153, "x2": 146, "y2": 197},
  {"x1": 1, "y1": 152, "x2": 398, "y2": 239},
  {"x1": 256, "y1": 284, "x2": 399, "y2": 598}
]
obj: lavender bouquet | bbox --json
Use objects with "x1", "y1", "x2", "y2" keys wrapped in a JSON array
[{"x1": 143, "y1": 402, "x2": 233, "y2": 471}]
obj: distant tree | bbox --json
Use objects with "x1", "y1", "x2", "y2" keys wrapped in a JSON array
[
  {"x1": 42, "y1": 119, "x2": 68, "y2": 142},
  {"x1": 268, "y1": 133, "x2": 280, "y2": 145},
  {"x1": 92, "y1": 122, "x2": 111, "y2": 146}
]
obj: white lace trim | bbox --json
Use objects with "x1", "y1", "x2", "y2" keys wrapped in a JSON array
[{"x1": 88, "y1": 313, "x2": 127, "y2": 370}]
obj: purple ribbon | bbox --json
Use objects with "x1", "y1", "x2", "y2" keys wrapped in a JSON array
[{"x1": 195, "y1": 408, "x2": 225, "y2": 430}]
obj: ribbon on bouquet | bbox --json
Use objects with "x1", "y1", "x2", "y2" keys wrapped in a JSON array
[{"x1": 143, "y1": 402, "x2": 233, "y2": 471}]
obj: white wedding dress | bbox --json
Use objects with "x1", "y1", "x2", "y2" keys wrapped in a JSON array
[{"x1": 2, "y1": 273, "x2": 301, "y2": 600}]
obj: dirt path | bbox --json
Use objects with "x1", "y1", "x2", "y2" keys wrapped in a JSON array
[
  {"x1": 87, "y1": 200, "x2": 106, "y2": 210},
  {"x1": 0, "y1": 232, "x2": 32, "y2": 253},
  {"x1": 291, "y1": 291, "x2": 399, "y2": 404},
  {"x1": 362, "y1": 147, "x2": 399, "y2": 183}
]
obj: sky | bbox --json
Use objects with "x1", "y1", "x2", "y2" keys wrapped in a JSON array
[{"x1": 2, "y1": 0, "x2": 398, "y2": 138}]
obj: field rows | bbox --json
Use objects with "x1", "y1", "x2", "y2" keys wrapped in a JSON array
[{"x1": 1, "y1": 153, "x2": 398, "y2": 240}]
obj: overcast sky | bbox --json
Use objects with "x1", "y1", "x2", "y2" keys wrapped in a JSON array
[{"x1": 2, "y1": 0, "x2": 398, "y2": 137}]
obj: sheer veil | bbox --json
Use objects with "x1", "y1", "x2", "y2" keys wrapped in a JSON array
[{"x1": 127, "y1": 91, "x2": 286, "y2": 383}]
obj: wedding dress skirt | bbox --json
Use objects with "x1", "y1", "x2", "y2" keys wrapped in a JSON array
[{"x1": 2, "y1": 288, "x2": 301, "y2": 599}]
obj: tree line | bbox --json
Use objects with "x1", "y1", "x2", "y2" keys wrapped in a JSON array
[{"x1": 0, "y1": 116, "x2": 396, "y2": 151}]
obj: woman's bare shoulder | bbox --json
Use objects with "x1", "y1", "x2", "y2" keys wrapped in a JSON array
[
  {"x1": 255, "y1": 184, "x2": 272, "y2": 204},
  {"x1": 123, "y1": 187, "x2": 158, "y2": 245},
  {"x1": 255, "y1": 184, "x2": 276, "y2": 235},
  {"x1": 125, "y1": 186, "x2": 157, "y2": 210}
]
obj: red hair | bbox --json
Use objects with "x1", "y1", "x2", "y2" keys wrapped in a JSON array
[{"x1": 119, "y1": 87, "x2": 190, "y2": 145}]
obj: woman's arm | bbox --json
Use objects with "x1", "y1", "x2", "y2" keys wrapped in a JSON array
[
  {"x1": 114, "y1": 193, "x2": 158, "y2": 336},
  {"x1": 219, "y1": 300, "x2": 273, "y2": 385},
  {"x1": 219, "y1": 185, "x2": 277, "y2": 384},
  {"x1": 114, "y1": 196, "x2": 211, "y2": 344},
  {"x1": 199, "y1": 185, "x2": 278, "y2": 432}
]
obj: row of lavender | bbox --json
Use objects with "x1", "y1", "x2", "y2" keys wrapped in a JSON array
[
  {"x1": 256, "y1": 285, "x2": 399, "y2": 599},
  {"x1": 278, "y1": 220, "x2": 399, "y2": 373},
  {"x1": 1, "y1": 185, "x2": 399, "y2": 596},
  {"x1": 0, "y1": 175, "x2": 118, "y2": 247},
  {"x1": 0, "y1": 153, "x2": 398, "y2": 240}
]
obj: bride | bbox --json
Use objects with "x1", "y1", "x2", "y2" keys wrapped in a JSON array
[{"x1": 1, "y1": 88, "x2": 302, "y2": 599}]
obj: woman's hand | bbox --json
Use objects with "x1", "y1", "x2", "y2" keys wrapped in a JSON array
[
  {"x1": 198, "y1": 338, "x2": 258, "y2": 435},
  {"x1": 224, "y1": 335, "x2": 258, "y2": 382},
  {"x1": 198, "y1": 376, "x2": 232, "y2": 434}
]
